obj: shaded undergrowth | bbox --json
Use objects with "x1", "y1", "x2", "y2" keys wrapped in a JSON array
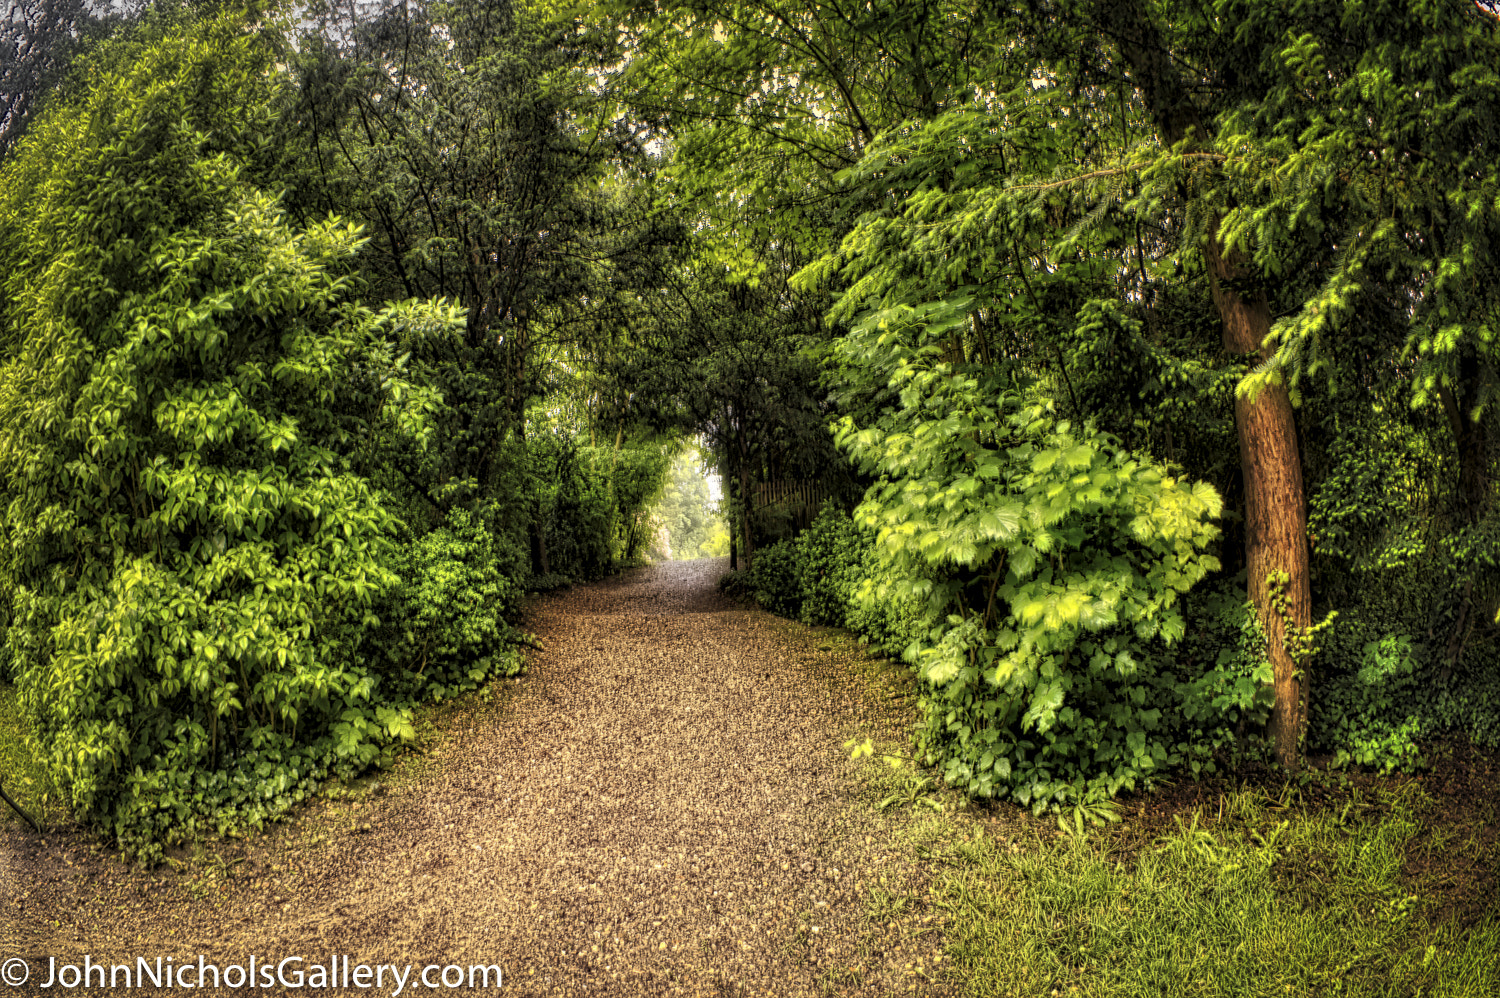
[{"x1": 0, "y1": 682, "x2": 64, "y2": 832}]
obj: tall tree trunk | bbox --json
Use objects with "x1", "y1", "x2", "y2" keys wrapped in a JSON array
[
  {"x1": 1104, "y1": 0, "x2": 1312, "y2": 768},
  {"x1": 1439, "y1": 349, "x2": 1491, "y2": 527},
  {"x1": 1206, "y1": 238, "x2": 1311, "y2": 768},
  {"x1": 739, "y1": 463, "x2": 754, "y2": 568},
  {"x1": 1437, "y1": 348, "x2": 1491, "y2": 666}
]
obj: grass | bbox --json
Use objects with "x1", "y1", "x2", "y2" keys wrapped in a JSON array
[
  {"x1": 0, "y1": 679, "x2": 66, "y2": 831},
  {"x1": 935, "y1": 784, "x2": 1500, "y2": 998},
  {"x1": 815, "y1": 627, "x2": 1500, "y2": 998}
]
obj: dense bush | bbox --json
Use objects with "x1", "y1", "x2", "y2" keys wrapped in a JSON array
[
  {"x1": 748, "y1": 540, "x2": 801, "y2": 618},
  {"x1": 755, "y1": 503, "x2": 1499, "y2": 793},
  {"x1": 0, "y1": 14, "x2": 532, "y2": 858},
  {"x1": 376, "y1": 506, "x2": 526, "y2": 701},
  {"x1": 741, "y1": 506, "x2": 932, "y2": 657},
  {"x1": 538, "y1": 438, "x2": 616, "y2": 582},
  {"x1": 1309, "y1": 630, "x2": 1500, "y2": 772},
  {"x1": 795, "y1": 507, "x2": 862, "y2": 626},
  {"x1": 1172, "y1": 583, "x2": 1275, "y2": 772}
]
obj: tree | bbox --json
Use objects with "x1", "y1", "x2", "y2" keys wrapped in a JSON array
[
  {"x1": 648, "y1": 446, "x2": 720, "y2": 560},
  {"x1": 0, "y1": 7, "x2": 436, "y2": 855},
  {"x1": 283, "y1": 0, "x2": 665, "y2": 572},
  {"x1": 786, "y1": 0, "x2": 1500, "y2": 769}
]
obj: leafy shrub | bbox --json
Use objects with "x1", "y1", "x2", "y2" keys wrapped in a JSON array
[
  {"x1": 541, "y1": 440, "x2": 615, "y2": 581},
  {"x1": 377, "y1": 507, "x2": 525, "y2": 701},
  {"x1": 795, "y1": 506, "x2": 863, "y2": 626},
  {"x1": 718, "y1": 569, "x2": 751, "y2": 595},
  {"x1": 1315, "y1": 635, "x2": 1426, "y2": 772},
  {"x1": 843, "y1": 566, "x2": 927, "y2": 661},
  {"x1": 1173, "y1": 583, "x2": 1275, "y2": 773},
  {"x1": 1309, "y1": 632, "x2": 1498, "y2": 773},
  {"x1": 526, "y1": 572, "x2": 572, "y2": 593},
  {"x1": 1305, "y1": 557, "x2": 1500, "y2": 770},
  {"x1": 749, "y1": 540, "x2": 801, "y2": 618},
  {"x1": 834, "y1": 319, "x2": 1229, "y2": 810},
  {"x1": 0, "y1": 15, "x2": 454, "y2": 859},
  {"x1": 795, "y1": 506, "x2": 925, "y2": 659}
]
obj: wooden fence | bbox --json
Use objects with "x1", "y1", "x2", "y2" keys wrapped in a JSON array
[{"x1": 750, "y1": 479, "x2": 839, "y2": 533}]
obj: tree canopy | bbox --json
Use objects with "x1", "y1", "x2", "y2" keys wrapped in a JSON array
[{"x1": 3, "y1": 0, "x2": 1500, "y2": 853}]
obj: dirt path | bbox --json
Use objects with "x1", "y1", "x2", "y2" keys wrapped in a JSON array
[{"x1": 1, "y1": 560, "x2": 960, "y2": 997}]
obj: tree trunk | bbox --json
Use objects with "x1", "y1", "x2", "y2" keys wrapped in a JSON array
[
  {"x1": 530, "y1": 522, "x2": 550, "y2": 577},
  {"x1": 1104, "y1": 0, "x2": 1312, "y2": 768},
  {"x1": 1438, "y1": 350, "x2": 1491, "y2": 527},
  {"x1": 739, "y1": 463, "x2": 754, "y2": 568},
  {"x1": 1437, "y1": 349, "x2": 1491, "y2": 666},
  {"x1": 1206, "y1": 236, "x2": 1311, "y2": 769}
]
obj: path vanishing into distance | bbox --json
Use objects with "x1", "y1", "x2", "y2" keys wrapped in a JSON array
[{"x1": 1, "y1": 559, "x2": 968, "y2": 997}]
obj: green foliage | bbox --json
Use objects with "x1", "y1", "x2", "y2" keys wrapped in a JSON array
[
  {"x1": 606, "y1": 259, "x2": 849, "y2": 553},
  {"x1": 698, "y1": 519, "x2": 731, "y2": 558},
  {"x1": 1307, "y1": 412, "x2": 1443, "y2": 573},
  {"x1": 832, "y1": 297, "x2": 1228, "y2": 807},
  {"x1": 1306, "y1": 550, "x2": 1500, "y2": 771},
  {"x1": 749, "y1": 540, "x2": 802, "y2": 619},
  {"x1": 846, "y1": 738, "x2": 944, "y2": 812},
  {"x1": 534, "y1": 435, "x2": 615, "y2": 581},
  {"x1": 0, "y1": 11, "x2": 474, "y2": 858},
  {"x1": 1311, "y1": 627, "x2": 1500, "y2": 773},
  {"x1": 377, "y1": 506, "x2": 525, "y2": 701},
  {"x1": 739, "y1": 504, "x2": 927, "y2": 662},
  {"x1": 0, "y1": 681, "x2": 64, "y2": 830},
  {"x1": 1055, "y1": 783, "x2": 1123, "y2": 839},
  {"x1": 878, "y1": 770, "x2": 943, "y2": 814},
  {"x1": 1317, "y1": 635, "x2": 1425, "y2": 773},
  {"x1": 1175, "y1": 585, "x2": 1276, "y2": 771},
  {"x1": 841, "y1": 558, "x2": 928, "y2": 662},
  {"x1": 647, "y1": 447, "x2": 721, "y2": 561},
  {"x1": 605, "y1": 440, "x2": 674, "y2": 563},
  {"x1": 795, "y1": 505, "x2": 863, "y2": 627}
]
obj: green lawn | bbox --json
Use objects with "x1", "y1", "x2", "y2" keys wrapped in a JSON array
[{"x1": 938, "y1": 785, "x2": 1500, "y2": 998}]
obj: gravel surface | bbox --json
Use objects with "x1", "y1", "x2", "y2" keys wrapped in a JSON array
[{"x1": 1, "y1": 558, "x2": 963, "y2": 996}]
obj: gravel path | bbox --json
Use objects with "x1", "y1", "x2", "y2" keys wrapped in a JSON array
[{"x1": 1, "y1": 559, "x2": 960, "y2": 997}]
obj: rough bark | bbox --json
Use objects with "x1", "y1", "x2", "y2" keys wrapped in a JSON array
[
  {"x1": 1102, "y1": 0, "x2": 1313, "y2": 767},
  {"x1": 1206, "y1": 238, "x2": 1311, "y2": 768}
]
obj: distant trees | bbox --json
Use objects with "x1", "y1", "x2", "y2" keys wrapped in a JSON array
[
  {"x1": 1, "y1": 0, "x2": 152, "y2": 162},
  {"x1": 603, "y1": 255, "x2": 846, "y2": 567},
  {"x1": 281, "y1": 0, "x2": 673, "y2": 573},
  {"x1": 648, "y1": 448, "x2": 721, "y2": 561}
]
